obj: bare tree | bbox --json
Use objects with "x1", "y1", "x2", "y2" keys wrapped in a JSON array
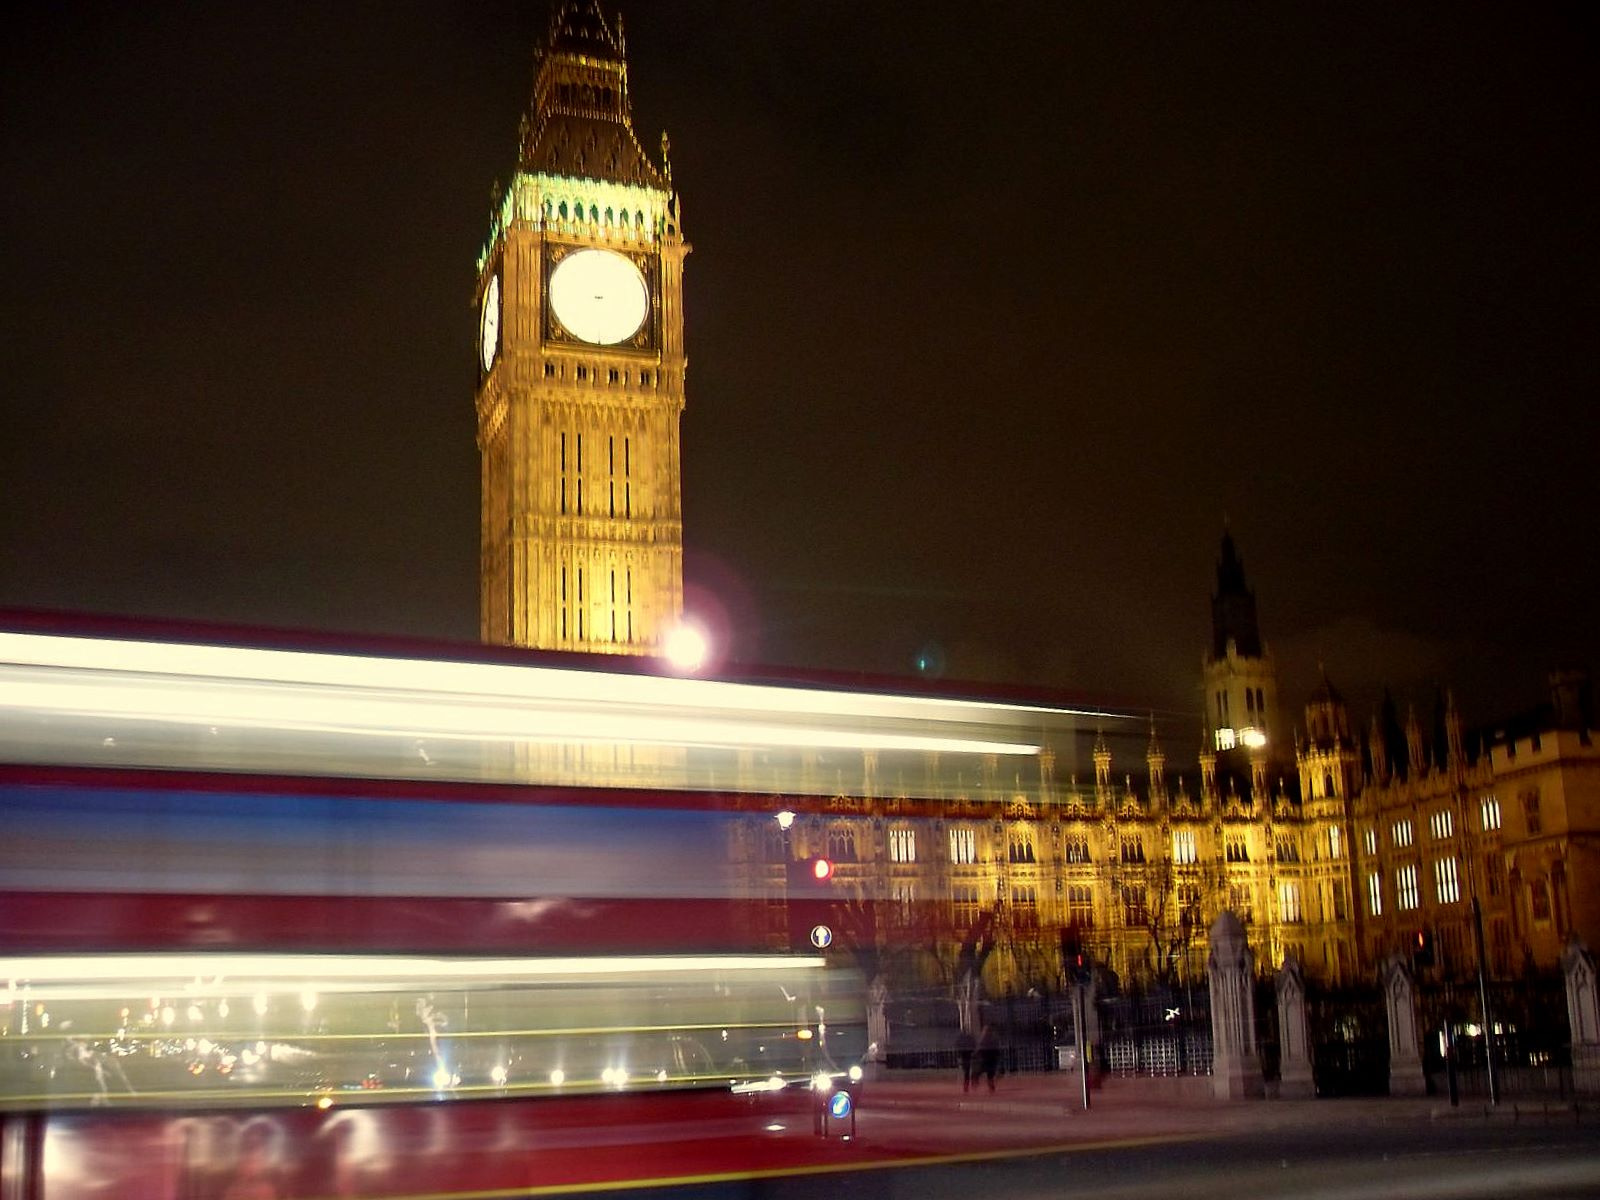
[{"x1": 1126, "y1": 860, "x2": 1203, "y2": 986}]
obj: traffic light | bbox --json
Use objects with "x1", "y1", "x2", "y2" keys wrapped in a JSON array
[
  {"x1": 786, "y1": 856, "x2": 836, "y2": 950},
  {"x1": 1413, "y1": 928, "x2": 1435, "y2": 969},
  {"x1": 1060, "y1": 927, "x2": 1089, "y2": 983}
]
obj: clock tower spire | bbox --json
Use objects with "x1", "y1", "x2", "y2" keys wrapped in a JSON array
[{"x1": 475, "y1": 0, "x2": 688, "y2": 655}]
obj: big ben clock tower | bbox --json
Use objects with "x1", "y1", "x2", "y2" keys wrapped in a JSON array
[{"x1": 476, "y1": 1, "x2": 687, "y2": 655}]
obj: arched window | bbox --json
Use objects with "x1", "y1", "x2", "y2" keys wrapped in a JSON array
[
  {"x1": 827, "y1": 828, "x2": 857, "y2": 863},
  {"x1": 558, "y1": 201, "x2": 569, "y2": 219},
  {"x1": 589, "y1": 204, "x2": 600, "y2": 224},
  {"x1": 1323, "y1": 771, "x2": 1335, "y2": 798},
  {"x1": 604, "y1": 206, "x2": 614, "y2": 225}
]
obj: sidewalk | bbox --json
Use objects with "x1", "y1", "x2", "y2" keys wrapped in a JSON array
[{"x1": 859, "y1": 1068, "x2": 1595, "y2": 1149}]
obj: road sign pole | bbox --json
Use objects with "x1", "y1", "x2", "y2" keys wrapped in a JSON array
[{"x1": 1076, "y1": 983, "x2": 1091, "y2": 1111}]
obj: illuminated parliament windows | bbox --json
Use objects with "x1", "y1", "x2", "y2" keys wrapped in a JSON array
[
  {"x1": 949, "y1": 827, "x2": 977, "y2": 865},
  {"x1": 1172, "y1": 828, "x2": 1197, "y2": 864},
  {"x1": 889, "y1": 827, "x2": 916, "y2": 863},
  {"x1": 1396, "y1": 864, "x2": 1420, "y2": 911},
  {"x1": 1434, "y1": 857, "x2": 1461, "y2": 904}
]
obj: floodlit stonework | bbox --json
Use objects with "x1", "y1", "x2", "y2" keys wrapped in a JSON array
[
  {"x1": 476, "y1": 1, "x2": 687, "y2": 654},
  {"x1": 722, "y1": 537, "x2": 1597, "y2": 999}
]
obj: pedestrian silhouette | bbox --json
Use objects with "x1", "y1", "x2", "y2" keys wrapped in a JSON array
[
  {"x1": 976, "y1": 1021, "x2": 1000, "y2": 1092},
  {"x1": 955, "y1": 1026, "x2": 976, "y2": 1092}
]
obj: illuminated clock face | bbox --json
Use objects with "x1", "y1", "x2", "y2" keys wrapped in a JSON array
[
  {"x1": 479, "y1": 274, "x2": 501, "y2": 372},
  {"x1": 548, "y1": 249, "x2": 649, "y2": 345}
]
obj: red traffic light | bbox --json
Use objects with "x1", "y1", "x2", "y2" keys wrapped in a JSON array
[{"x1": 811, "y1": 857, "x2": 834, "y2": 882}]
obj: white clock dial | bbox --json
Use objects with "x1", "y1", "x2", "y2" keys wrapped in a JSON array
[
  {"x1": 548, "y1": 249, "x2": 649, "y2": 345},
  {"x1": 480, "y1": 274, "x2": 501, "y2": 372}
]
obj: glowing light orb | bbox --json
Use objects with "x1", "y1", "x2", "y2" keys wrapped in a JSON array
[{"x1": 662, "y1": 622, "x2": 709, "y2": 672}]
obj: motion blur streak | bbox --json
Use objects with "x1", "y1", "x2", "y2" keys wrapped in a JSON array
[{"x1": 0, "y1": 630, "x2": 1145, "y2": 796}]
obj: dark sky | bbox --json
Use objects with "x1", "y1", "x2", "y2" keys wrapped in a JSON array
[{"x1": 3, "y1": 2, "x2": 1595, "y2": 737}]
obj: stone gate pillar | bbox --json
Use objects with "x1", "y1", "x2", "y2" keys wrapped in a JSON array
[
  {"x1": 1381, "y1": 954, "x2": 1426, "y2": 1095},
  {"x1": 1276, "y1": 953, "x2": 1315, "y2": 1098},
  {"x1": 1563, "y1": 939, "x2": 1600, "y2": 1091},
  {"x1": 1207, "y1": 911, "x2": 1264, "y2": 1099}
]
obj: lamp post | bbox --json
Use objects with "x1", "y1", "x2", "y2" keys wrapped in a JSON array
[
  {"x1": 776, "y1": 809, "x2": 795, "y2": 949},
  {"x1": 1456, "y1": 777, "x2": 1499, "y2": 1105}
]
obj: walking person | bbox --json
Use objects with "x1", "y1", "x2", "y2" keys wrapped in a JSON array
[
  {"x1": 976, "y1": 1021, "x2": 1000, "y2": 1092},
  {"x1": 955, "y1": 1026, "x2": 976, "y2": 1092}
]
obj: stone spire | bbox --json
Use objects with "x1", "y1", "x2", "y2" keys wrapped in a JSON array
[
  {"x1": 1093, "y1": 730, "x2": 1112, "y2": 795},
  {"x1": 1146, "y1": 718, "x2": 1167, "y2": 806},
  {"x1": 521, "y1": 0, "x2": 668, "y2": 188},
  {"x1": 1211, "y1": 531, "x2": 1262, "y2": 659},
  {"x1": 1199, "y1": 727, "x2": 1218, "y2": 806},
  {"x1": 1405, "y1": 704, "x2": 1426, "y2": 776},
  {"x1": 1368, "y1": 711, "x2": 1390, "y2": 783}
]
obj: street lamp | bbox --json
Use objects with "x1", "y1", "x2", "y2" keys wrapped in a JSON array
[{"x1": 662, "y1": 620, "x2": 709, "y2": 673}]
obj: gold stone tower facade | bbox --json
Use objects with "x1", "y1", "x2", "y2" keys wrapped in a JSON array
[{"x1": 476, "y1": 2, "x2": 687, "y2": 653}]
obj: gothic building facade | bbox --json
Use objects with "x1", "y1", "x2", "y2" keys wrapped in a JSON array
[{"x1": 728, "y1": 538, "x2": 1598, "y2": 998}]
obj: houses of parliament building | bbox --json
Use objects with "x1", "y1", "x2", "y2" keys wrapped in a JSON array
[{"x1": 477, "y1": 3, "x2": 1598, "y2": 995}]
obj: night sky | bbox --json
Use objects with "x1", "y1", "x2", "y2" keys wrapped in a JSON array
[{"x1": 3, "y1": 2, "x2": 1595, "y2": 738}]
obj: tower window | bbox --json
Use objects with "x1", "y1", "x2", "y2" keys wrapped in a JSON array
[
  {"x1": 639, "y1": 370, "x2": 651, "y2": 386},
  {"x1": 889, "y1": 828, "x2": 916, "y2": 863},
  {"x1": 607, "y1": 368, "x2": 619, "y2": 383},
  {"x1": 544, "y1": 362, "x2": 556, "y2": 378},
  {"x1": 1172, "y1": 828, "x2": 1197, "y2": 864},
  {"x1": 1277, "y1": 881, "x2": 1302, "y2": 923},
  {"x1": 949, "y1": 827, "x2": 976, "y2": 865},
  {"x1": 1521, "y1": 788, "x2": 1542, "y2": 834},
  {"x1": 1480, "y1": 795, "x2": 1501, "y2": 832},
  {"x1": 1395, "y1": 864, "x2": 1420, "y2": 911},
  {"x1": 1435, "y1": 856, "x2": 1461, "y2": 904},
  {"x1": 1067, "y1": 884, "x2": 1094, "y2": 927},
  {"x1": 827, "y1": 828, "x2": 858, "y2": 863}
]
